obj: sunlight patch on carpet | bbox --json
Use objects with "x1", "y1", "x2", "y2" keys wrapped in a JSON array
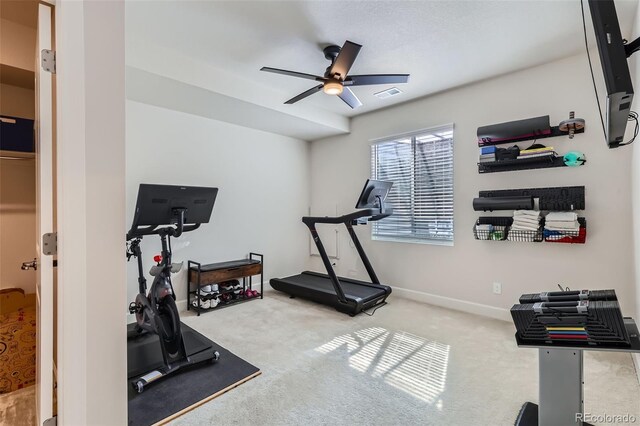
[{"x1": 315, "y1": 327, "x2": 449, "y2": 404}]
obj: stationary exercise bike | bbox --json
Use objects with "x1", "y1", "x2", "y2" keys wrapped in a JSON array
[{"x1": 126, "y1": 184, "x2": 220, "y2": 393}]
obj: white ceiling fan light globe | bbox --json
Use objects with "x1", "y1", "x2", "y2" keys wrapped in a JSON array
[{"x1": 323, "y1": 80, "x2": 344, "y2": 95}]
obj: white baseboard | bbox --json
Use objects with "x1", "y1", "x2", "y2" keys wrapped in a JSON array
[
  {"x1": 391, "y1": 286, "x2": 512, "y2": 322},
  {"x1": 178, "y1": 282, "x2": 510, "y2": 322},
  {"x1": 177, "y1": 299, "x2": 188, "y2": 312}
]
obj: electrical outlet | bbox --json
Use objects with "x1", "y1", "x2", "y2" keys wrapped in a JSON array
[{"x1": 493, "y1": 282, "x2": 502, "y2": 295}]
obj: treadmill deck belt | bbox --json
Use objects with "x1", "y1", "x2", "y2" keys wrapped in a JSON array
[{"x1": 273, "y1": 271, "x2": 389, "y2": 304}]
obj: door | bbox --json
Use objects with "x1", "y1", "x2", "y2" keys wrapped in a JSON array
[{"x1": 35, "y1": 3, "x2": 55, "y2": 425}]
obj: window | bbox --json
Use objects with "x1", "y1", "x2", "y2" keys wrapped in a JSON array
[{"x1": 371, "y1": 124, "x2": 454, "y2": 245}]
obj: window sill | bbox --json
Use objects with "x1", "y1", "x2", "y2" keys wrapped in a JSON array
[{"x1": 372, "y1": 236, "x2": 454, "y2": 247}]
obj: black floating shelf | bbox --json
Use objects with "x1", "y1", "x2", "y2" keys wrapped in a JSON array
[
  {"x1": 478, "y1": 125, "x2": 585, "y2": 147},
  {"x1": 478, "y1": 156, "x2": 573, "y2": 174},
  {"x1": 478, "y1": 186, "x2": 585, "y2": 211}
]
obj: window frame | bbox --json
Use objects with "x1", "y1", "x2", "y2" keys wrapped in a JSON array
[{"x1": 370, "y1": 124, "x2": 455, "y2": 246}]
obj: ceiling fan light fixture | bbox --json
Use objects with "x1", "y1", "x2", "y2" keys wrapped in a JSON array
[
  {"x1": 323, "y1": 80, "x2": 343, "y2": 95},
  {"x1": 260, "y1": 40, "x2": 409, "y2": 109}
]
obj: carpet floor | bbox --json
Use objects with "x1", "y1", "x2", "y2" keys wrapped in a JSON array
[
  {"x1": 0, "y1": 386, "x2": 35, "y2": 426},
  {"x1": 0, "y1": 306, "x2": 36, "y2": 393},
  {"x1": 174, "y1": 290, "x2": 640, "y2": 426}
]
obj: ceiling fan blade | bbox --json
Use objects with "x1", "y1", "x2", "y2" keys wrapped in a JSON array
[
  {"x1": 284, "y1": 84, "x2": 324, "y2": 104},
  {"x1": 338, "y1": 87, "x2": 362, "y2": 109},
  {"x1": 261, "y1": 67, "x2": 325, "y2": 82},
  {"x1": 344, "y1": 74, "x2": 410, "y2": 86},
  {"x1": 329, "y1": 41, "x2": 362, "y2": 80}
]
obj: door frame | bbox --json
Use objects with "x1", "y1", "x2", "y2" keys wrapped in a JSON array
[
  {"x1": 35, "y1": 2, "x2": 55, "y2": 424},
  {"x1": 54, "y1": 1, "x2": 127, "y2": 425}
]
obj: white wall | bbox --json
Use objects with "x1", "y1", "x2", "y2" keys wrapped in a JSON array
[
  {"x1": 309, "y1": 53, "x2": 635, "y2": 317},
  {"x1": 126, "y1": 101, "x2": 310, "y2": 309}
]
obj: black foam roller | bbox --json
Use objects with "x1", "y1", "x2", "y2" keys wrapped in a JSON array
[{"x1": 472, "y1": 196, "x2": 533, "y2": 211}]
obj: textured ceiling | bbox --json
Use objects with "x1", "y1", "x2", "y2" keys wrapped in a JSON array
[{"x1": 126, "y1": 0, "x2": 639, "y2": 118}]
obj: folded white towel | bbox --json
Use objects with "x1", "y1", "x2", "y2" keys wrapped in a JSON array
[
  {"x1": 513, "y1": 216, "x2": 541, "y2": 226},
  {"x1": 511, "y1": 224, "x2": 540, "y2": 231},
  {"x1": 545, "y1": 221, "x2": 580, "y2": 230},
  {"x1": 545, "y1": 225, "x2": 580, "y2": 232},
  {"x1": 514, "y1": 210, "x2": 540, "y2": 217},
  {"x1": 546, "y1": 212, "x2": 578, "y2": 222}
]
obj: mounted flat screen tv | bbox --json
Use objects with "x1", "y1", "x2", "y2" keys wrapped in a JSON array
[{"x1": 588, "y1": 0, "x2": 636, "y2": 148}]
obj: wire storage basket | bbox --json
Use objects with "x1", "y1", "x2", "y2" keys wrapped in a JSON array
[
  {"x1": 507, "y1": 218, "x2": 544, "y2": 242},
  {"x1": 473, "y1": 217, "x2": 511, "y2": 241},
  {"x1": 544, "y1": 218, "x2": 587, "y2": 244}
]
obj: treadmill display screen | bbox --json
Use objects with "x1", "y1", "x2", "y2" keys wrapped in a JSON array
[{"x1": 355, "y1": 179, "x2": 393, "y2": 209}]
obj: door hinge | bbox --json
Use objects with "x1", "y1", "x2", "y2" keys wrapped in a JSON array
[
  {"x1": 43, "y1": 416, "x2": 57, "y2": 426},
  {"x1": 41, "y1": 49, "x2": 56, "y2": 74},
  {"x1": 43, "y1": 232, "x2": 57, "y2": 256}
]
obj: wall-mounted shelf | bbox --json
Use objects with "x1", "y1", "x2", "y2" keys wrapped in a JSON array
[
  {"x1": 478, "y1": 155, "x2": 571, "y2": 174},
  {"x1": 478, "y1": 125, "x2": 585, "y2": 147},
  {"x1": 473, "y1": 186, "x2": 587, "y2": 244},
  {"x1": 476, "y1": 114, "x2": 586, "y2": 173},
  {"x1": 477, "y1": 186, "x2": 585, "y2": 211}
]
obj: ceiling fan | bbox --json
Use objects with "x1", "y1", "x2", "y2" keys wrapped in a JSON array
[{"x1": 260, "y1": 40, "x2": 410, "y2": 109}]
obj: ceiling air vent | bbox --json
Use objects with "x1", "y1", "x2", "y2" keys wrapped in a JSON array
[{"x1": 374, "y1": 87, "x2": 403, "y2": 99}]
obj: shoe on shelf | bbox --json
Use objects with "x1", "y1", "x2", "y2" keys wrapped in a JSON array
[
  {"x1": 210, "y1": 296, "x2": 220, "y2": 308},
  {"x1": 201, "y1": 284, "x2": 213, "y2": 294},
  {"x1": 192, "y1": 296, "x2": 210, "y2": 309}
]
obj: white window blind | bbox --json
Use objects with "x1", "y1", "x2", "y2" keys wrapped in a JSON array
[{"x1": 371, "y1": 124, "x2": 454, "y2": 244}]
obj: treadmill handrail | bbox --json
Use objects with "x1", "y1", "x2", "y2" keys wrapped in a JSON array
[
  {"x1": 302, "y1": 208, "x2": 392, "y2": 226},
  {"x1": 302, "y1": 207, "x2": 392, "y2": 305}
]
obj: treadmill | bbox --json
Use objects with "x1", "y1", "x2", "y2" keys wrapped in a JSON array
[{"x1": 270, "y1": 179, "x2": 393, "y2": 316}]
